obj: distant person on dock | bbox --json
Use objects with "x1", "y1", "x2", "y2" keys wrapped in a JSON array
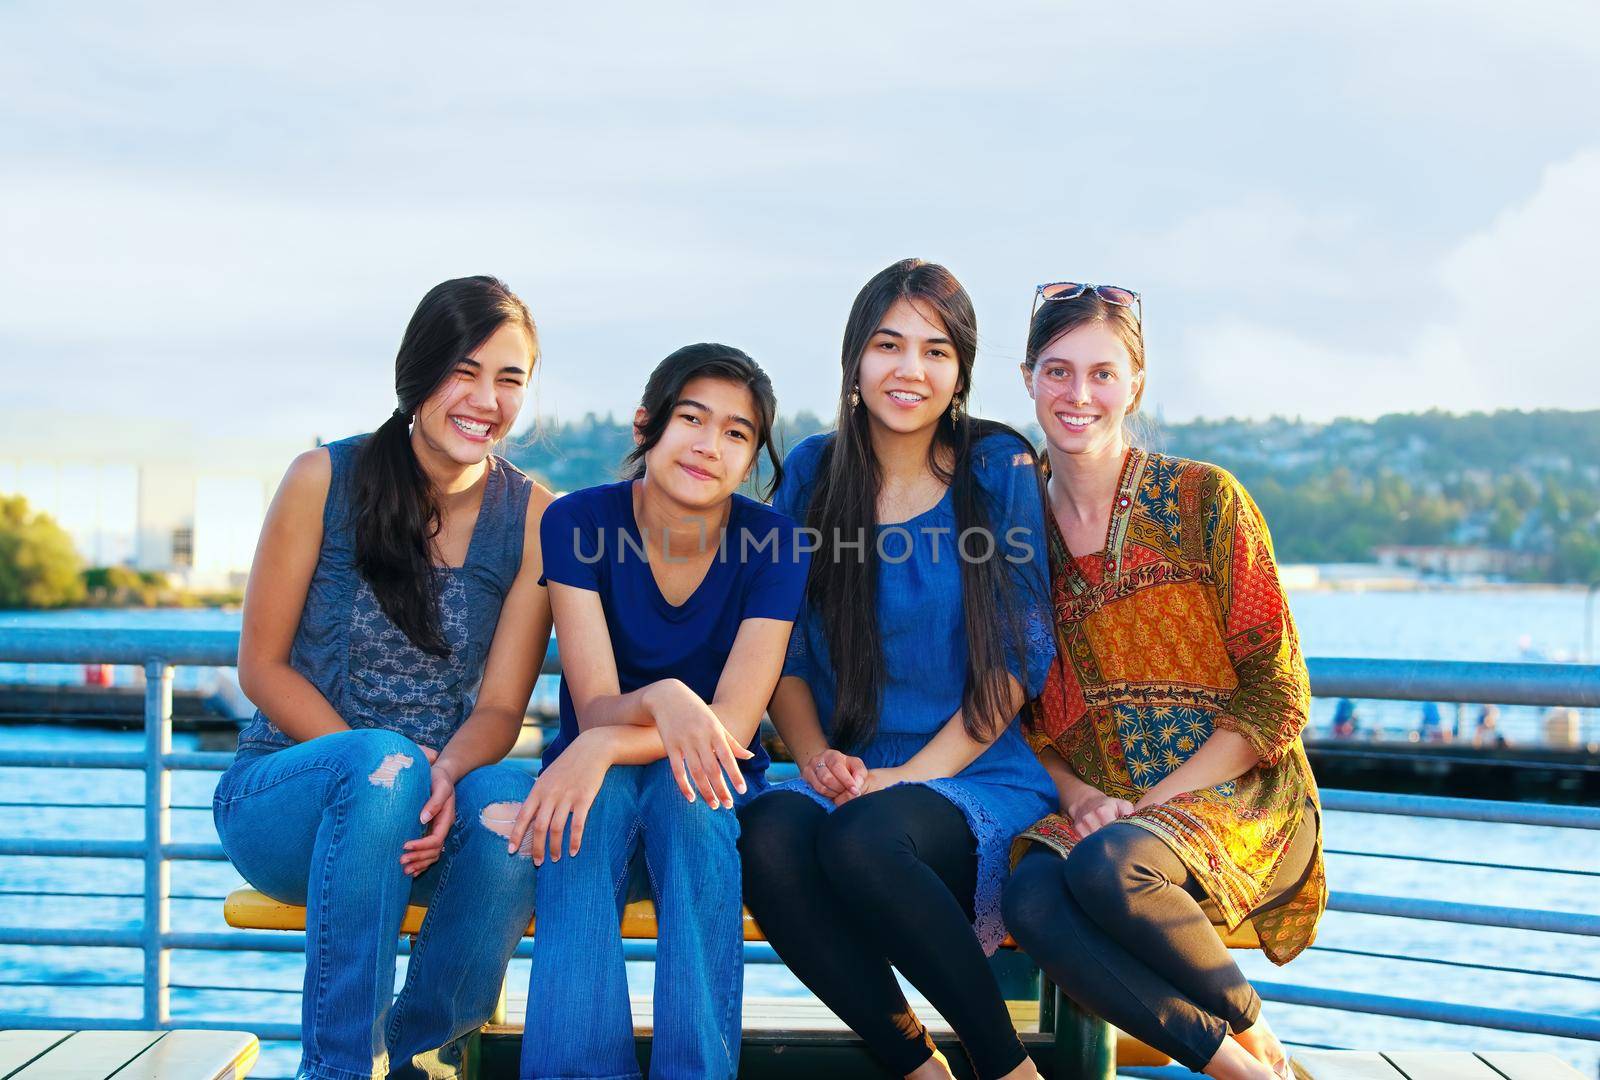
[
  {"x1": 504, "y1": 344, "x2": 809, "y2": 1080},
  {"x1": 1332, "y1": 698, "x2": 1359, "y2": 739},
  {"x1": 1001, "y1": 282, "x2": 1324, "y2": 1080},
  {"x1": 1472, "y1": 704, "x2": 1507, "y2": 748},
  {"x1": 1418, "y1": 700, "x2": 1449, "y2": 742},
  {"x1": 739, "y1": 260, "x2": 1057, "y2": 1080},
  {"x1": 215, "y1": 276, "x2": 554, "y2": 1080}
]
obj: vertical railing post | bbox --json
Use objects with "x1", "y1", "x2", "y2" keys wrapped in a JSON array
[{"x1": 143, "y1": 658, "x2": 173, "y2": 1028}]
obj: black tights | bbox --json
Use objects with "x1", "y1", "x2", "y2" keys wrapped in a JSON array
[
  {"x1": 739, "y1": 786, "x2": 1028, "y2": 1079},
  {"x1": 1002, "y1": 818, "x2": 1316, "y2": 1072}
]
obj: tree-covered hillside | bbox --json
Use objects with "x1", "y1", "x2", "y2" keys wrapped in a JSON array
[{"x1": 505, "y1": 409, "x2": 1600, "y2": 583}]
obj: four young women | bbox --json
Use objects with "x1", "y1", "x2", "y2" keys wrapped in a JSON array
[{"x1": 224, "y1": 265, "x2": 1321, "y2": 1080}]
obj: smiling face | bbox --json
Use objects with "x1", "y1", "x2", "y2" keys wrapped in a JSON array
[
  {"x1": 854, "y1": 297, "x2": 963, "y2": 437},
  {"x1": 1023, "y1": 320, "x2": 1143, "y2": 459},
  {"x1": 411, "y1": 320, "x2": 533, "y2": 468},
  {"x1": 637, "y1": 375, "x2": 760, "y2": 512}
]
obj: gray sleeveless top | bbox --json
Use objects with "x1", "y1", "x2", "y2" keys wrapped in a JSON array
[{"x1": 236, "y1": 434, "x2": 534, "y2": 756}]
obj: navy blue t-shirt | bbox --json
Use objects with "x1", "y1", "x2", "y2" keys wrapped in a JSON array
[{"x1": 539, "y1": 480, "x2": 811, "y2": 788}]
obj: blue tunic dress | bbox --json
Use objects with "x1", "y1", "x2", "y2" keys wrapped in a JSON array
[{"x1": 758, "y1": 430, "x2": 1058, "y2": 952}]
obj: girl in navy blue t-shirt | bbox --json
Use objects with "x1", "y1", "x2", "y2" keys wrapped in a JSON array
[{"x1": 508, "y1": 343, "x2": 809, "y2": 1080}]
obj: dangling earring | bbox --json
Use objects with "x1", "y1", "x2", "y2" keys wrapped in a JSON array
[
  {"x1": 950, "y1": 396, "x2": 963, "y2": 428},
  {"x1": 849, "y1": 384, "x2": 861, "y2": 409}
]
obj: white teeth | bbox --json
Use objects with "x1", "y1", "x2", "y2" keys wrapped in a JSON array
[
  {"x1": 887, "y1": 391, "x2": 925, "y2": 403},
  {"x1": 1059, "y1": 415, "x2": 1097, "y2": 429},
  {"x1": 452, "y1": 417, "x2": 490, "y2": 437}
]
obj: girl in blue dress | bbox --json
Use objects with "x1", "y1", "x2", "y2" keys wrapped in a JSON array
[
  {"x1": 506, "y1": 344, "x2": 811, "y2": 1080},
  {"x1": 739, "y1": 259, "x2": 1057, "y2": 1080}
]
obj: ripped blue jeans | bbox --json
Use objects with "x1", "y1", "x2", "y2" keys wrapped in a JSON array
[{"x1": 213, "y1": 728, "x2": 537, "y2": 1080}]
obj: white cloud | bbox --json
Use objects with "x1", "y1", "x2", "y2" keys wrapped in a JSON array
[
  {"x1": 1437, "y1": 150, "x2": 1600, "y2": 405},
  {"x1": 1152, "y1": 150, "x2": 1600, "y2": 420}
]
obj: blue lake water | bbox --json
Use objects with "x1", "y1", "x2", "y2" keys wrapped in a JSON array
[{"x1": 1, "y1": 589, "x2": 1597, "y2": 1077}]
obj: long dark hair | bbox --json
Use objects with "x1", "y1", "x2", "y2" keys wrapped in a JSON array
[
  {"x1": 621, "y1": 343, "x2": 784, "y2": 499},
  {"x1": 352, "y1": 276, "x2": 537, "y2": 657},
  {"x1": 806, "y1": 258, "x2": 1038, "y2": 750}
]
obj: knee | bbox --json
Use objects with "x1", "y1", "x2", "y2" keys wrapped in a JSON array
[
  {"x1": 455, "y1": 763, "x2": 534, "y2": 821},
  {"x1": 1002, "y1": 856, "x2": 1065, "y2": 949},
  {"x1": 338, "y1": 729, "x2": 430, "y2": 808},
  {"x1": 816, "y1": 796, "x2": 911, "y2": 889},
  {"x1": 656, "y1": 787, "x2": 739, "y2": 854},
  {"x1": 1061, "y1": 826, "x2": 1144, "y2": 910},
  {"x1": 453, "y1": 765, "x2": 537, "y2": 859}
]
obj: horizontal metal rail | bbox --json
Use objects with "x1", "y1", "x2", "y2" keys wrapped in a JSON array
[
  {"x1": 1328, "y1": 891, "x2": 1600, "y2": 936},
  {"x1": 1306, "y1": 655, "x2": 1600, "y2": 708},
  {"x1": 1320, "y1": 789, "x2": 1600, "y2": 829},
  {"x1": 1255, "y1": 980, "x2": 1600, "y2": 1041},
  {"x1": 0, "y1": 1014, "x2": 304, "y2": 1042},
  {"x1": 0, "y1": 626, "x2": 561, "y2": 674},
  {"x1": 3, "y1": 629, "x2": 1597, "y2": 706}
]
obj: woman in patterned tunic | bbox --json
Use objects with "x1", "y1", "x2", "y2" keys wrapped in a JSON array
[
  {"x1": 739, "y1": 259, "x2": 1057, "y2": 1080},
  {"x1": 1000, "y1": 284, "x2": 1324, "y2": 1080},
  {"x1": 215, "y1": 277, "x2": 555, "y2": 1080}
]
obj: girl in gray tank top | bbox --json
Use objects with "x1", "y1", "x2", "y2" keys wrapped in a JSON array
[{"x1": 213, "y1": 276, "x2": 554, "y2": 1080}]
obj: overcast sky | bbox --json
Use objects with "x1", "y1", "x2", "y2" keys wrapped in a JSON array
[{"x1": 4, "y1": 0, "x2": 1599, "y2": 454}]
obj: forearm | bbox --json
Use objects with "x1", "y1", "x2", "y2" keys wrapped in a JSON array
[
  {"x1": 434, "y1": 704, "x2": 525, "y2": 782},
  {"x1": 767, "y1": 676, "x2": 829, "y2": 768},
  {"x1": 898, "y1": 710, "x2": 990, "y2": 782},
  {"x1": 899, "y1": 677, "x2": 1025, "y2": 783},
  {"x1": 239, "y1": 661, "x2": 350, "y2": 743},
  {"x1": 708, "y1": 703, "x2": 762, "y2": 747},
  {"x1": 574, "y1": 681, "x2": 665, "y2": 731},
  {"x1": 574, "y1": 723, "x2": 669, "y2": 767},
  {"x1": 1038, "y1": 745, "x2": 1102, "y2": 815},
  {"x1": 1141, "y1": 729, "x2": 1260, "y2": 803}
]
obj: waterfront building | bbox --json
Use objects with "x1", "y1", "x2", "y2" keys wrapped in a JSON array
[{"x1": 0, "y1": 416, "x2": 308, "y2": 591}]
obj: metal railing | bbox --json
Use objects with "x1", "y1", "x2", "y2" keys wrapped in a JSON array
[{"x1": 0, "y1": 628, "x2": 1597, "y2": 1051}]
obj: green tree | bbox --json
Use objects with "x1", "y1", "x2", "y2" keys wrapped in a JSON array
[
  {"x1": 83, "y1": 565, "x2": 171, "y2": 607},
  {"x1": 1552, "y1": 528, "x2": 1600, "y2": 584},
  {"x1": 0, "y1": 495, "x2": 86, "y2": 608}
]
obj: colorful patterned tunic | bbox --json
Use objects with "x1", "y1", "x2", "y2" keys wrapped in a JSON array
[{"x1": 1014, "y1": 449, "x2": 1326, "y2": 965}]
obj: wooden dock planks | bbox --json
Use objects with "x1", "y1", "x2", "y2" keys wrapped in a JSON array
[
  {"x1": 7, "y1": 1031, "x2": 166, "y2": 1079},
  {"x1": 1291, "y1": 1049, "x2": 1586, "y2": 1079},
  {"x1": 0, "y1": 1031, "x2": 258, "y2": 1080},
  {"x1": 1383, "y1": 1052, "x2": 1504, "y2": 1079},
  {"x1": 110, "y1": 1031, "x2": 259, "y2": 1080},
  {"x1": 1475, "y1": 1051, "x2": 1587, "y2": 1080},
  {"x1": 1292, "y1": 1051, "x2": 1408, "y2": 1079},
  {"x1": 0, "y1": 1032, "x2": 70, "y2": 1078}
]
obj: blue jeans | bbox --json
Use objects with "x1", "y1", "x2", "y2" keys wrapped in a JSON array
[
  {"x1": 213, "y1": 728, "x2": 538, "y2": 1080},
  {"x1": 520, "y1": 760, "x2": 743, "y2": 1080}
]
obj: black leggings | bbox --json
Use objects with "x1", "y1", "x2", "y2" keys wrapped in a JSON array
[
  {"x1": 739, "y1": 786, "x2": 1028, "y2": 1079},
  {"x1": 1002, "y1": 816, "x2": 1316, "y2": 1072}
]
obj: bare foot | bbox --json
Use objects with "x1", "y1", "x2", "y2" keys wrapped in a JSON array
[
  {"x1": 1204, "y1": 1035, "x2": 1278, "y2": 1080},
  {"x1": 996, "y1": 1054, "x2": 1043, "y2": 1080},
  {"x1": 1235, "y1": 1012, "x2": 1289, "y2": 1075}
]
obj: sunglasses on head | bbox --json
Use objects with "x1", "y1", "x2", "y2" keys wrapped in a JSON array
[{"x1": 1031, "y1": 281, "x2": 1142, "y2": 326}]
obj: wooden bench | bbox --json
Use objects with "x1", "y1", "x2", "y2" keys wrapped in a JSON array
[
  {"x1": 1289, "y1": 1049, "x2": 1585, "y2": 1079},
  {"x1": 225, "y1": 886, "x2": 1258, "y2": 1078},
  {"x1": 0, "y1": 1029, "x2": 258, "y2": 1080}
]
